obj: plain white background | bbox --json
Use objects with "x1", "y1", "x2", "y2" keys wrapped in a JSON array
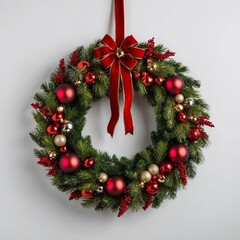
[{"x1": 0, "y1": 0, "x2": 239, "y2": 239}]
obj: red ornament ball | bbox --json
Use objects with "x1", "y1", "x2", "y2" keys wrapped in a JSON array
[
  {"x1": 168, "y1": 143, "x2": 189, "y2": 163},
  {"x1": 142, "y1": 74, "x2": 154, "y2": 87},
  {"x1": 155, "y1": 76, "x2": 164, "y2": 85},
  {"x1": 133, "y1": 71, "x2": 140, "y2": 79},
  {"x1": 81, "y1": 189, "x2": 93, "y2": 198},
  {"x1": 85, "y1": 72, "x2": 96, "y2": 84},
  {"x1": 159, "y1": 161, "x2": 173, "y2": 174},
  {"x1": 46, "y1": 123, "x2": 59, "y2": 135},
  {"x1": 83, "y1": 158, "x2": 95, "y2": 169},
  {"x1": 77, "y1": 61, "x2": 90, "y2": 70},
  {"x1": 105, "y1": 175, "x2": 126, "y2": 197},
  {"x1": 51, "y1": 112, "x2": 63, "y2": 123},
  {"x1": 60, "y1": 146, "x2": 67, "y2": 153},
  {"x1": 55, "y1": 84, "x2": 76, "y2": 104},
  {"x1": 145, "y1": 180, "x2": 159, "y2": 195},
  {"x1": 59, "y1": 152, "x2": 80, "y2": 174},
  {"x1": 164, "y1": 75, "x2": 184, "y2": 95},
  {"x1": 177, "y1": 111, "x2": 187, "y2": 123}
]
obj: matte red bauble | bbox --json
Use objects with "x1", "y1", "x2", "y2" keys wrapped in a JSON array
[
  {"x1": 177, "y1": 111, "x2": 187, "y2": 123},
  {"x1": 59, "y1": 152, "x2": 80, "y2": 174},
  {"x1": 159, "y1": 161, "x2": 173, "y2": 174},
  {"x1": 105, "y1": 176, "x2": 126, "y2": 197},
  {"x1": 168, "y1": 143, "x2": 189, "y2": 163},
  {"x1": 81, "y1": 189, "x2": 93, "y2": 198},
  {"x1": 164, "y1": 75, "x2": 184, "y2": 95},
  {"x1": 85, "y1": 72, "x2": 96, "y2": 84},
  {"x1": 55, "y1": 84, "x2": 76, "y2": 104},
  {"x1": 83, "y1": 158, "x2": 95, "y2": 169},
  {"x1": 46, "y1": 123, "x2": 59, "y2": 135},
  {"x1": 145, "y1": 180, "x2": 159, "y2": 195}
]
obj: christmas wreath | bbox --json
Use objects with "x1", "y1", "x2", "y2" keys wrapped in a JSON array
[{"x1": 30, "y1": 0, "x2": 214, "y2": 217}]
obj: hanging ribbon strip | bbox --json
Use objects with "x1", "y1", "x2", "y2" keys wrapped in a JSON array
[{"x1": 94, "y1": 0, "x2": 145, "y2": 136}]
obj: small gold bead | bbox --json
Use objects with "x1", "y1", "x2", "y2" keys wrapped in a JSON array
[
  {"x1": 157, "y1": 175, "x2": 166, "y2": 183},
  {"x1": 175, "y1": 104, "x2": 184, "y2": 112}
]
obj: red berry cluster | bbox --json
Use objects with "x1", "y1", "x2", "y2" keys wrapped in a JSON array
[
  {"x1": 70, "y1": 50, "x2": 79, "y2": 66},
  {"x1": 69, "y1": 191, "x2": 82, "y2": 201},
  {"x1": 117, "y1": 196, "x2": 131, "y2": 217},
  {"x1": 31, "y1": 102, "x2": 52, "y2": 116},
  {"x1": 54, "y1": 59, "x2": 66, "y2": 83},
  {"x1": 37, "y1": 156, "x2": 59, "y2": 176},
  {"x1": 142, "y1": 195, "x2": 153, "y2": 211},
  {"x1": 145, "y1": 38, "x2": 175, "y2": 61},
  {"x1": 177, "y1": 162, "x2": 187, "y2": 185}
]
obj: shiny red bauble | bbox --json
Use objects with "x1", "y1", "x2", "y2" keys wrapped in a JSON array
[
  {"x1": 177, "y1": 111, "x2": 187, "y2": 123},
  {"x1": 105, "y1": 175, "x2": 126, "y2": 197},
  {"x1": 142, "y1": 74, "x2": 154, "y2": 87},
  {"x1": 164, "y1": 75, "x2": 184, "y2": 95},
  {"x1": 145, "y1": 180, "x2": 159, "y2": 195},
  {"x1": 85, "y1": 72, "x2": 96, "y2": 84},
  {"x1": 51, "y1": 112, "x2": 63, "y2": 123},
  {"x1": 155, "y1": 76, "x2": 164, "y2": 85},
  {"x1": 83, "y1": 158, "x2": 95, "y2": 169},
  {"x1": 55, "y1": 84, "x2": 76, "y2": 104},
  {"x1": 133, "y1": 71, "x2": 140, "y2": 79},
  {"x1": 168, "y1": 143, "x2": 189, "y2": 163},
  {"x1": 77, "y1": 61, "x2": 90, "y2": 70},
  {"x1": 159, "y1": 161, "x2": 173, "y2": 174},
  {"x1": 59, "y1": 152, "x2": 80, "y2": 174},
  {"x1": 46, "y1": 123, "x2": 59, "y2": 135},
  {"x1": 81, "y1": 189, "x2": 93, "y2": 198}
]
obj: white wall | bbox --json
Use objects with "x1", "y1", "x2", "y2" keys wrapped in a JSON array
[{"x1": 0, "y1": 0, "x2": 239, "y2": 239}]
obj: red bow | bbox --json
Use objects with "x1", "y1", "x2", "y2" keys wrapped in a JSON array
[{"x1": 94, "y1": 34, "x2": 145, "y2": 136}]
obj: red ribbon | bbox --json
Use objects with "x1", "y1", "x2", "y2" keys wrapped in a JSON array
[{"x1": 94, "y1": 35, "x2": 144, "y2": 136}]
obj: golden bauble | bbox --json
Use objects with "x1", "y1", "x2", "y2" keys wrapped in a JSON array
[
  {"x1": 139, "y1": 170, "x2": 152, "y2": 183},
  {"x1": 148, "y1": 164, "x2": 159, "y2": 175},
  {"x1": 139, "y1": 182, "x2": 145, "y2": 188},
  {"x1": 175, "y1": 104, "x2": 184, "y2": 112},
  {"x1": 54, "y1": 134, "x2": 67, "y2": 147},
  {"x1": 98, "y1": 172, "x2": 108, "y2": 183},
  {"x1": 174, "y1": 94, "x2": 184, "y2": 104}
]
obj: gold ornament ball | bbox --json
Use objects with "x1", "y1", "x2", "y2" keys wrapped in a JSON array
[
  {"x1": 139, "y1": 170, "x2": 152, "y2": 183},
  {"x1": 98, "y1": 172, "x2": 108, "y2": 183},
  {"x1": 54, "y1": 134, "x2": 67, "y2": 147},
  {"x1": 148, "y1": 164, "x2": 159, "y2": 175},
  {"x1": 139, "y1": 182, "x2": 145, "y2": 188},
  {"x1": 174, "y1": 94, "x2": 184, "y2": 104},
  {"x1": 175, "y1": 104, "x2": 184, "y2": 112}
]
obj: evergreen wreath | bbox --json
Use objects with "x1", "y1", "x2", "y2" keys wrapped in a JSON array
[{"x1": 30, "y1": 0, "x2": 214, "y2": 217}]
